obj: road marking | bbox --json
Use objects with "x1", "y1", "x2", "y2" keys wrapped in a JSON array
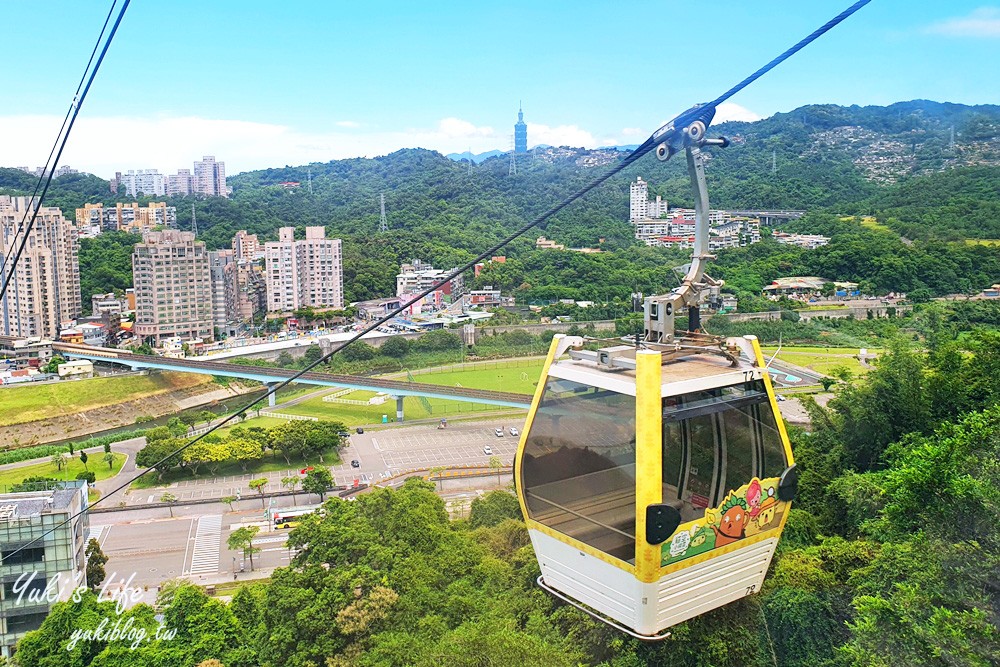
[
  {"x1": 181, "y1": 517, "x2": 196, "y2": 575},
  {"x1": 147, "y1": 495, "x2": 154, "y2": 503},
  {"x1": 372, "y1": 438, "x2": 381, "y2": 451},
  {"x1": 252, "y1": 536, "x2": 287, "y2": 545},
  {"x1": 88, "y1": 526, "x2": 104, "y2": 543},
  {"x1": 188, "y1": 515, "x2": 222, "y2": 576}
]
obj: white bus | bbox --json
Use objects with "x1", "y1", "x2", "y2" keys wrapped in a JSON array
[{"x1": 272, "y1": 504, "x2": 322, "y2": 529}]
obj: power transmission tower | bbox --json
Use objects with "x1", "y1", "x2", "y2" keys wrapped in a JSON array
[
  {"x1": 307, "y1": 168, "x2": 313, "y2": 193},
  {"x1": 508, "y1": 135, "x2": 517, "y2": 176},
  {"x1": 950, "y1": 125, "x2": 955, "y2": 149},
  {"x1": 191, "y1": 203, "x2": 197, "y2": 237},
  {"x1": 379, "y1": 193, "x2": 388, "y2": 233},
  {"x1": 467, "y1": 146, "x2": 473, "y2": 175},
  {"x1": 772, "y1": 150, "x2": 776, "y2": 174}
]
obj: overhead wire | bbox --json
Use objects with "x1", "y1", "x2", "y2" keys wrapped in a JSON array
[
  {"x1": 0, "y1": 0, "x2": 130, "y2": 302},
  {"x1": 0, "y1": 0, "x2": 120, "y2": 275},
  {"x1": 3, "y1": 0, "x2": 872, "y2": 558}
]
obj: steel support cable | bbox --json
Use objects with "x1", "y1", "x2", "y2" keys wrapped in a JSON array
[
  {"x1": 0, "y1": 1, "x2": 120, "y2": 273},
  {"x1": 0, "y1": 0, "x2": 130, "y2": 301},
  {"x1": 4, "y1": 0, "x2": 871, "y2": 557}
]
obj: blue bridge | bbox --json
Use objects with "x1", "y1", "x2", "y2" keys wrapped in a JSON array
[{"x1": 53, "y1": 343, "x2": 533, "y2": 421}]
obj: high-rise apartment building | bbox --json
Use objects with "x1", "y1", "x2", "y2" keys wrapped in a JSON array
[
  {"x1": 167, "y1": 169, "x2": 193, "y2": 196},
  {"x1": 514, "y1": 106, "x2": 528, "y2": 154},
  {"x1": 121, "y1": 169, "x2": 166, "y2": 197},
  {"x1": 132, "y1": 230, "x2": 214, "y2": 344},
  {"x1": 232, "y1": 230, "x2": 261, "y2": 262},
  {"x1": 208, "y1": 249, "x2": 236, "y2": 335},
  {"x1": 629, "y1": 177, "x2": 649, "y2": 221},
  {"x1": 0, "y1": 197, "x2": 81, "y2": 339},
  {"x1": 264, "y1": 227, "x2": 343, "y2": 312},
  {"x1": 193, "y1": 156, "x2": 227, "y2": 198}
]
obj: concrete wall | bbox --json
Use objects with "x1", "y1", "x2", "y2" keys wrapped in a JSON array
[{"x1": 710, "y1": 304, "x2": 911, "y2": 325}]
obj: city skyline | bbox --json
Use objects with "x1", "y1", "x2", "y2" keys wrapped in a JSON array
[{"x1": 3, "y1": 2, "x2": 999, "y2": 177}]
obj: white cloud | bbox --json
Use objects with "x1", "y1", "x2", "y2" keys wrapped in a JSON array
[
  {"x1": 620, "y1": 127, "x2": 644, "y2": 137},
  {"x1": 713, "y1": 103, "x2": 761, "y2": 123},
  {"x1": 335, "y1": 120, "x2": 361, "y2": 128},
  {"x1": 0, "y1": 114, "x2": 511, "y2": 177},
  {"x1": 925, "y1": 7, "x2": 1000, "y2": 37},
  {"x1": 526, "y1": 123, "x2": 596, "y2": 148}
]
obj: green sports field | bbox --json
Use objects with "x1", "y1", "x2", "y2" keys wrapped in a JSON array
[
  {"x1": 761, "y1": 346, "x2": 882, "y2": 376},
  {"x1": 274, "y1": 362, "x2": 543, "y2": 425}
]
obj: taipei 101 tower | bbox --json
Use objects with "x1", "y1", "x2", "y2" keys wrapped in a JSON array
[{"x1": 514, "y1": 104, "x2": 527, "y2": 154}]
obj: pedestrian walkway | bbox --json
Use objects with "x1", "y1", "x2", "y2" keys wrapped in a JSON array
[{"x1": 187, "y1": 515, "x2": 222, "y2": 576}]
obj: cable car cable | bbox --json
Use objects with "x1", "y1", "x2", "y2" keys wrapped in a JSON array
[
  {"x1": 3, "y1": 0, "x2": 870, "y2": 559},
  {"x1": 0, "y1": 1, "x2": 120, "y2": 274},
  {"x1": 0, "y1": 0, "x2": 130, "y2": 301}
]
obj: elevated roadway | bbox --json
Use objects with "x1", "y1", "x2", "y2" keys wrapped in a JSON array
[{"x1": 52, "y1": 343, "x2": 533, "y2": 415}]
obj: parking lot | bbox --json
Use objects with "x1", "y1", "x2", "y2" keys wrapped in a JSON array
[{"x1": 356, "y1": 422, "x2": 522, "y2": 471}]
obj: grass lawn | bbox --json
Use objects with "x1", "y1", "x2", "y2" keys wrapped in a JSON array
[
  {"x1": 0, "y1": 372, "x2": 210, "y2": 427},
  {"x1": 761, "y1": 346, "x2": 883, "y2": 376},
  {"x1": 276, "y1": 362, "x2": 543, "y2": 425},
  {"x1": 207, "y1": 579, "x2": 270, "y2": 597},
  {"x1": 858, "y1": 216, "x2": 894, "y2": 234},
  {"x1": 965, "y1": 239, "x2": 1000, "y2": 246},
  {"x1": 0, "y1": 453, "x2": 126, "y2": 491},
  {"x1": 130, "y1": 445, "x2": 341, "y2": 490}
]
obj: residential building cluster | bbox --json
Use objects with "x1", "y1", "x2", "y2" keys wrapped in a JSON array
[
  {"x1": 771, "y1": 231, "x2": 831, "y2": 249},
  {"x1": 110, "y1": 156, "x2": 228, "y2": 198},
  {"x1": 75, "y1": 202, "x2": 177, "y2": 238},
  {"x1": 15, "y1": 165, "x2": 79, "y2": 179},
  {"x1": 264, "y1": 227, "x2": 344, "y2": 314},
  {"x1": 627, "y1": 177, "x2": 762, "y2": 250}
]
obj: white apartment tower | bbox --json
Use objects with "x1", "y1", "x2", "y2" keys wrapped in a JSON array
[
  {"x1": 0, "y1": 196, "x2": 81, "y2": 338},
  {"x1": 232, "y1": 230, "x2": 261, "y2": 262},
  {"x1": 629, "y1": 177, "x2": 649, "y2": 221},
  {"x1": 121, "y1": 169, "x2": 166, "y2": 197},
  {"x1": 132, "y1": 230, "x2": 214, "y2": 344},
  {"x1": 265, "y1": 226, "x2": 343, "y2": 312},
  {"x1": 193, "y1": 156, "x2": 227, "y2": 198}
]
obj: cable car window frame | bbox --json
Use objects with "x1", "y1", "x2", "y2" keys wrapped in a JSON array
[{"x1": 520, "y1": 377, "x2": 638, "y2": 563}]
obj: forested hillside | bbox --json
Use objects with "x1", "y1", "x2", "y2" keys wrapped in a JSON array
[{"x1": 2, "y1": 100, "x2": 999, "y2": 305}]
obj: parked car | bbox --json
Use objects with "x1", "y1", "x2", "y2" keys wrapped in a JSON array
[
  {"x1": 494, "y1": 428, "x2": 504, "y2": 437},
  {"x1": 351, "y1": 460, "x2": 361, "y2": 468},
  {"x1": 356, "y1": 427, "x2": 364, "y2": 434},
  {"x1": 509, "y1": 427, "x2": 519, "y2": 436},
  {"x1": 338, "y1": 431, "x2": 350, "y2": 437},
  {"x1": 483, "y1": 446, "x2": 493, "y2": 455}
]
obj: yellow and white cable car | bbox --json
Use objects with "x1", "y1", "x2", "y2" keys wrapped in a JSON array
[{"x1": 514, "y1": 126, "x2": 798, "y2": 639}]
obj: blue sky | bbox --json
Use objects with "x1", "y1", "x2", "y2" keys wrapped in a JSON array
[{"x1": 4, "y1": 1, "x2": 999, "y2": 177}]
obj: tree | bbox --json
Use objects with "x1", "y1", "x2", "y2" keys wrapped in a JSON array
[
  {"x1": 379, "y1": 336, "x2": 409, "y2": 358},
  {"x1": 85, "y1": 538, "x2": 108, "y2": 589},
  {"x1": 228, "y1": 525, "x2": 261, "y2": 571},
  {"x1": 167, "y1": 417, "x2": 188, "y2": 437},
  {"x1": 341, "y1": 341, "x2": 376, "y2": 361},
  {"x1": 102, "y1": 441, "x2": 112, "y2": 454},
  {"x1": 79, "y1": 451, "x2": 88, "y2": 471},
  {"x1": 469, "y1": 490, "x2": 522, "y2": 528},
  {"x1": 302, "y1": 467, "x2": 334, "y2": 501},
  {"x1": 136, "y1": 438, "x2": 183, "y2": 480},
  {"x1": 43, "y1": 355, "x2": 65, "y2": 374},
  {"x1": 75, "y1": 471, "x2": 96, "y2": 484},
  {"x1": 428, "y1": 466, "x2": 446, "y2": 491},
  {"x1": 819, "y1": 376, "x2": 836, "y2": 391},
  {"x1": 488, "y1": 455, "x2": 503, "y2": 486},
  {"x1": 227, "y1": 437, "x2": 263, "y2": 471},
  {"x1": 179, "y1": 412, "x2": 200, "y2": 427},
  {"x1": 51, "y1": 452, "x2": 67, "y2": 472},
  {"x1": 221, "y1": 495, "x2": 237, "y2": 511},
  {"x1": 249, "y1": 477, "x2": 269, "y2": 508},
  {"x1": 282, "y1": 476, "x2": 301, "y2": 505},
  {"x1": 199, "y1": 410, "x2": 216, "y2": 424},
  {"x1": 102, "y1": 451, "x2": 116, "y2": 471},
  {"x1": 161, "y1": 492, "x2": 178, "y2": 517}
]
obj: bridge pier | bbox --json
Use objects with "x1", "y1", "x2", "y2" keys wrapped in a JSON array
[
  {"x1": 396, "y1": 396, "x2": 404, "y2": 423},
  {"x1": 267, "y1": 383, "x2": 277, "y2": 407}
]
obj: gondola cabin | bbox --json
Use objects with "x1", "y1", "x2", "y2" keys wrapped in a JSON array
[{"x1": 515, "y1": 333, "x2": 797, "y2": 639}]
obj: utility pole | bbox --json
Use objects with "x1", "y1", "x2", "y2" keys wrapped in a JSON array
[
  {"x1": 191, "y1": 203, "x2": 197, "y2": 237},
  {"x1": 379, "y1": 193, "x2": 388, "y2": 233}
]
